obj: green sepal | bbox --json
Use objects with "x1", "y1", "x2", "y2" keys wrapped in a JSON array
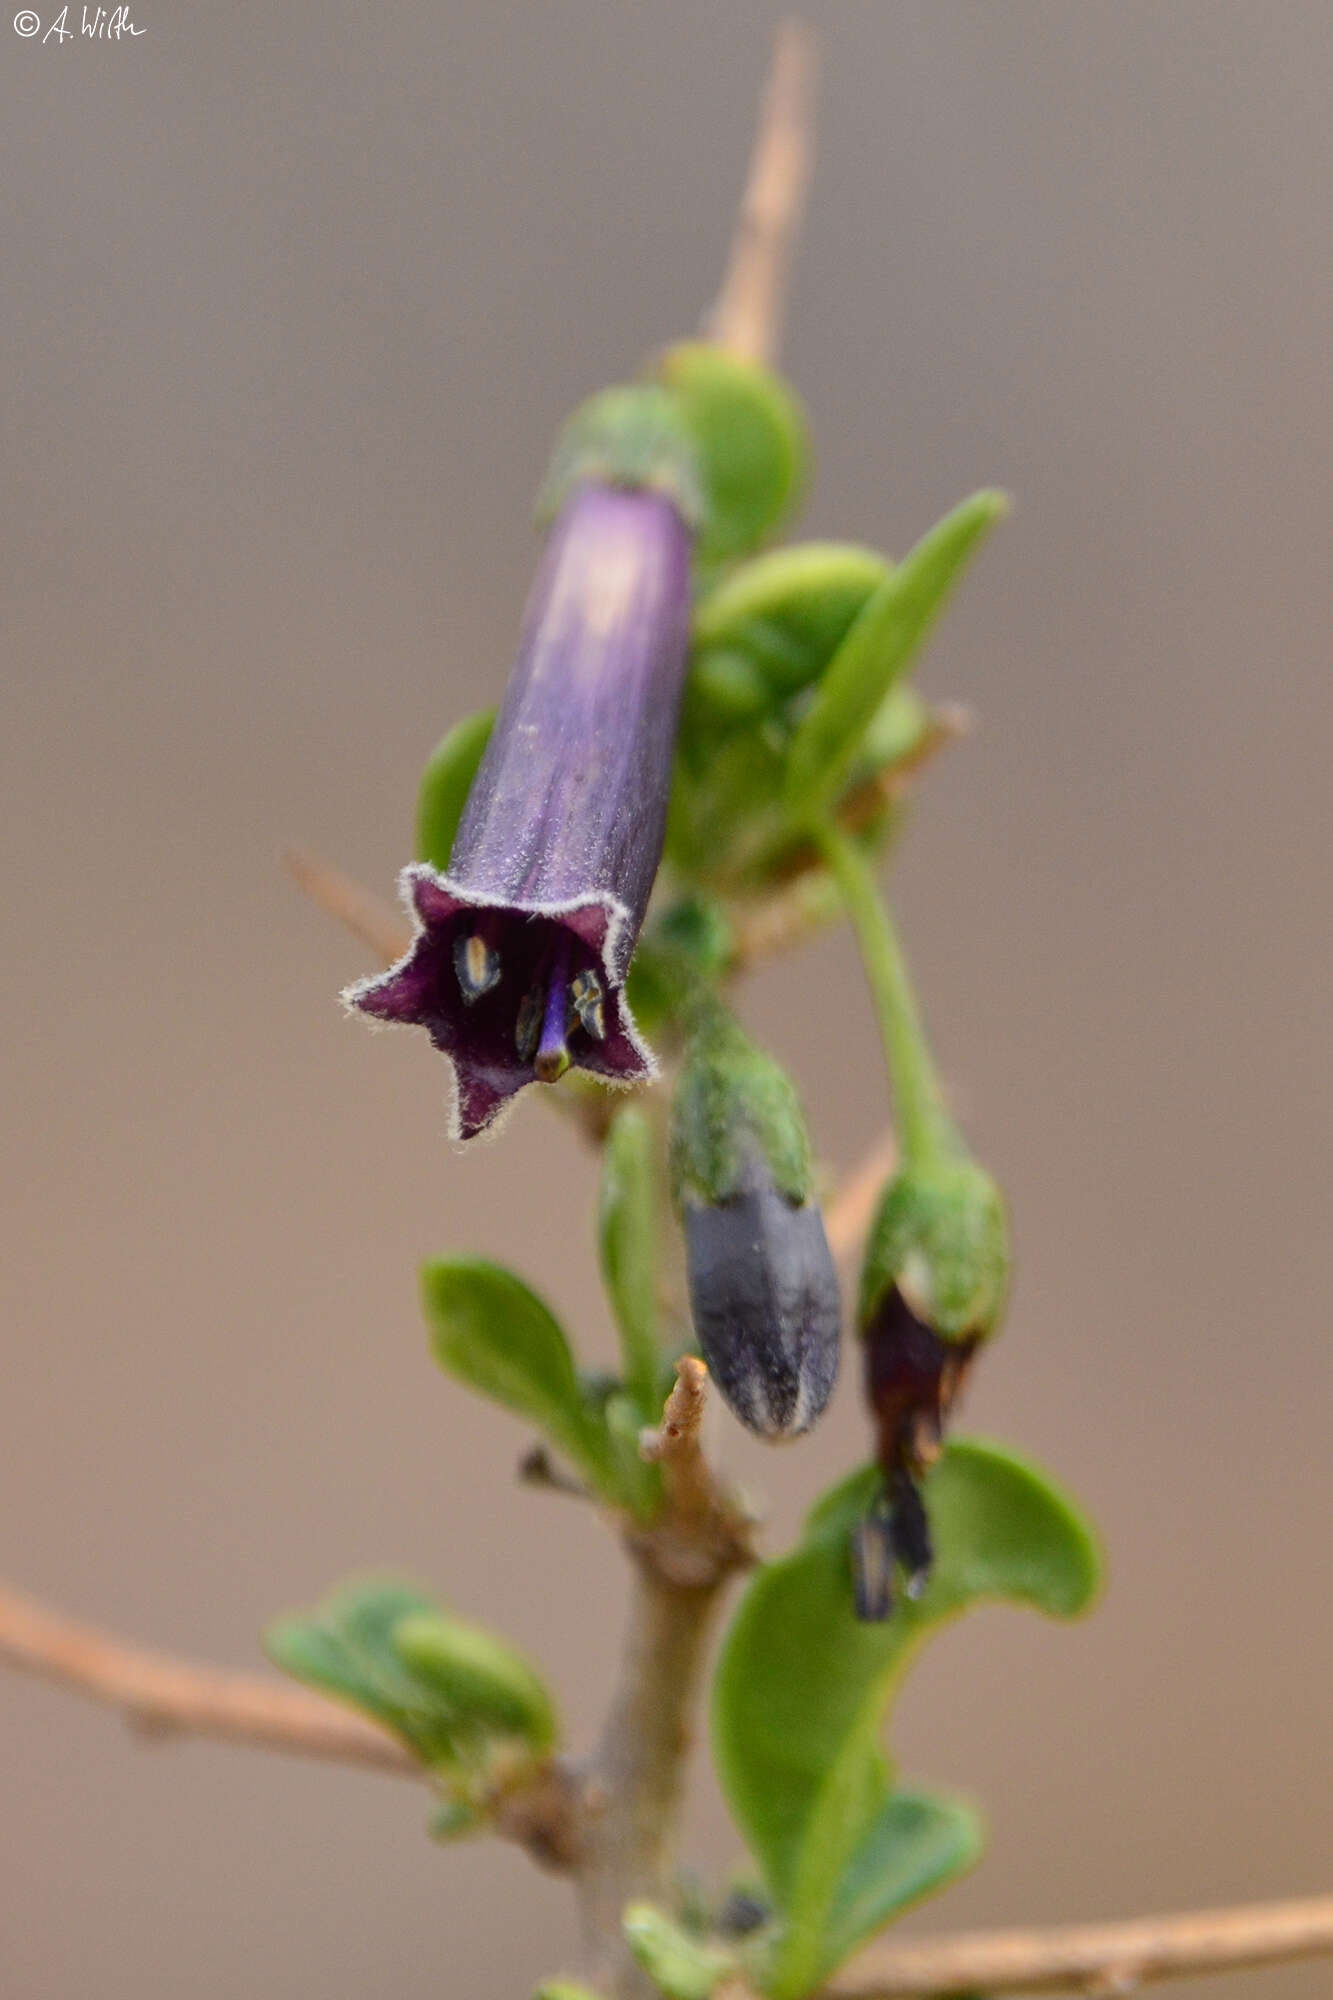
[
  {"x1": 392, "y1": 1610, "x2": 558, "y2": 1756},
  {"x1": 784, "y1": 491, "x2": 1007, "y2": 822},
  {"x1": 691, "y1": 543, "x2": 889, "y2": 707},
  {"x1": 669, "y1": 1003, "x2": 812, "y2": 1212},
  {"x1": 859, "y1": 1159, "x2": 1009, "y2": 1343},
  {"x1": 622, "y1": 1904, "x2": 738, "y2": 2000},
  {"x1": 657, "y1": 343, "x2": 807, "y2": 566},
  {"x1": 265, "y1": 1577, "x2": 458, "y2": 1766},
  {"x1": 416, "y1": 709, "x2": 495, "y2": 871},
  {"x1": 539, "y1": 384, "x2": 704, "y2": 525},
  {"x1": 598, "y1": 1107, "x2": 663, "y2": 1419},
  {"x1": 712, "y1": 1439, "x2": 1101, "y2": 1998},
  {"x1": 533, "y1": 1983, "x2": 609, "y2": 2000},
  {"x1": 422, "y1": 1257, "x2": 627, "y2": 1501}
]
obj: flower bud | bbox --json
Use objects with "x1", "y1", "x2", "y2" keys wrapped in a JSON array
[
  {"x1": 853, "y1": 1159, "x2": 1008, "y2": 1617},
  {"x1": 670, "y1": 1008, "x2": 840, "y2": 1439}
]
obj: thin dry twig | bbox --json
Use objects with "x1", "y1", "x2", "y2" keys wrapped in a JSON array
[
  {"x1": 0, "y1": 1581, "x2": 416, "y2": 1775},
  {"x1": 705, "y1": 19, "x2": 818, "y2": 366},
  {"x1": 818, "y1": 1891, "x2": 1333, "y2": 1997},
  {"x1": 283, "y1": 846, "x2": 410, "y2": 964}
]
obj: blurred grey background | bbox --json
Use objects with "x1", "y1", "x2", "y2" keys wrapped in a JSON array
[{"x1": 2, "y1": 3, "x2": 1330, "y2": 1995}]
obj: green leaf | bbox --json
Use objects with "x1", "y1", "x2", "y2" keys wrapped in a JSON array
[
  {"x1": 811, "y1": 1788, "x2": 983, "y2": 1990},
  {"x1": 265, "y1": 1577, "x2": 458, "y2": 1766},
  {"x1": 598, "y1": 1108, "x2": 663, "y2": 1419},
  {"x1": 691, "y1": 544, "x2": 890, "y2": 706},
  {"x1": 712, "y1": 1438, "x2": 1100, "y2": 1997},
  {"x1": 533, "y1": 1984, "x2": 608, "y2": 2000},
  {"x1": 392, "y1": 1611, "x2": 558, "y2": 1754},
  {"x1": 623, "y1": 1904, "x2": 737, "y2": 2000},
  {"x1": 269, "y1": 1576, "x2": 563, "y2": 1787},
  {"x1": 658, "y1": 342, "x2": 807, "y2": 566},
  {"x1": 422, "y1": 1258, "x2": 616, "y2": 1493},
  {"x1": 416, "y1": 709, "x2": 495, "y2": 870},
  {"x1": 783, "y1": 492, "x2": 1007, "y2": 822}
]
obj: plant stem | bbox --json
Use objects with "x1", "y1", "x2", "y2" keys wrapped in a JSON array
[
  {"x1": 815, "y1": 823, "x2": 956, "y2": 1170},
  {"x1": 576, "y1": 1559, "x2": 729, "y2": 1997}
]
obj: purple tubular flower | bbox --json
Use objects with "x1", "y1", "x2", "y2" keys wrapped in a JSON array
[{"x1": 347, "y1": 482, "x2": 693, "y2": 1139}]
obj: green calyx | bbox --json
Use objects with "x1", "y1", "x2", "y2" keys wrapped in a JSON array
[
  {"x1": 538, "y1": 383, "x2": 705, "y2": 526},
  {"x1": 859, "y1": 1159, "x2": 1009, "y2": 1344},
  {"x1": 669, "y1": 999, "x2": 812, "y2": 1212},
  {"x1": 539, "y1": 344, "x2": 808, "y2": 563}
]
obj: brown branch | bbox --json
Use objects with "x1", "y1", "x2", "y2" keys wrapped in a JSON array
[
  {"x1": 819, "y1": 1891, "x2": 1333, "y2": 1997},
  {"x1": 705, "y1": 18, "x2": 818, "y2": 367},
  {"x1": 0, "y1": 1580, "x2": 416, "y2": 1774},
  {"x1": 577, "y1": 1365, "x2": 755, "y2": 1997}
]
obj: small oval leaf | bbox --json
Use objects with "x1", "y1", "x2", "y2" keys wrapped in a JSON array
[
  {"x1": 392, "y1": 1610, "x2": 558, "y2": 1753},
  {"x1": 265, "y1": 1576, "x2": 456, "y2": 1766},
  {"x1": 692, "y1": 543, "x2": 890, "y2": 705},
  {"x1": 804, "y1": 1788, "x2": 984, "y2": 1991},
  {"x1": 422, "y1": 1257, "x2": 615, "y2": 1492},
  {"x1": 658, "y1": 342, "x2": 808, "y2": 566}
]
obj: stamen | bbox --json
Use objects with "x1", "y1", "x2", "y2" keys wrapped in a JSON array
[
  {"x1": 453, "y1": 930, "x2": 501, "y2": 1003},
  {"x1": 534, "y1": 935, "x2": 571, "y2": 1083},
  {"x1": 570, "y1": 967, "x2": 606, "y2": 1040},
  {"x1": 515, "y1": 986, "x2": 543, "y2": 1063}
]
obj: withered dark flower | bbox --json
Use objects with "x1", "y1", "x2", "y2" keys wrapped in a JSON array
[
  {"x1": 852, "y1": 1285, "x2": 977, "y2": 1618},
  {"x1": 852, "y1": 1159, "x2": 1006, "y2": 1619},
  {"x1": 348, "y1": 481, "x2": 693, "y2": 1138}
]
